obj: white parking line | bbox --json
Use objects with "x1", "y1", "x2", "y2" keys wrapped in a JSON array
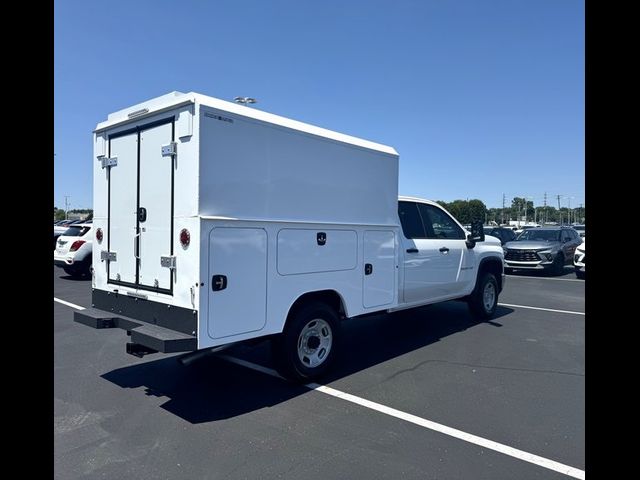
[
  {"x1": 54, "y1": 297, "x2": 585, "y2": 478},
  {"x1": 506, "y1": 275, "x2": 584, "y2": 283},
  {"x1": 220, "y1": 355, "x2": 585, "y2": 480},
  {"x1": 498, "y1": 303, "x2": 584, "y2": 316},
  {"x1": 54, "y1": 297, "x2": 85, "y2": 310}
]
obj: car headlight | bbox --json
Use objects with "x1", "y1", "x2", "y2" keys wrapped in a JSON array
[{"x1": 536, "y1": 248, "x2": 553, "y2": 261}]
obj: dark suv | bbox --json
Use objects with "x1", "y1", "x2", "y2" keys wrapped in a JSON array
[
  {"x1": 483, "y1": 226, "x2": 517, "y2": 246},
  {"x1": 503, "y1": 226, "x2": 582, "y2": 275}
]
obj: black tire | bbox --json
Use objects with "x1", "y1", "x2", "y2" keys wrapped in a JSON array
[
  {"x1": 551, "y1": 253, "x2": 565, "y2": 276},
  {"x1": 467, "y1": 272, "x2": 499, "y2": 319},
  {"x1": 63, "y1": 267, "x2": 81, "y2": 277},
  {"x1": 575, "y1": 270, "x2": 585, "y2": 279},
  {"x1": 271, "y1": 302, "x2": 340, "y2": 382}
]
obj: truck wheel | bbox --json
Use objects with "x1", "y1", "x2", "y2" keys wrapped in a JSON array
[
  {"x1": 468, "y1": 272, "x2": 499, "y2": 319},
  {"x1": 272, "y1": 302, "x2": 340, "y2": 382}
]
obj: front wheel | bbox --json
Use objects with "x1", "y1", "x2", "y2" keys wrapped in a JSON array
[
  {"x1": 271, "y1": 302, "x2": 340, "y2": 382},
  {"x1": 467, "y1": 272, "x2": 499, "y2": 319},
  {"x1": 551, "y1": 253, "x2": 565, "y2": 276}
]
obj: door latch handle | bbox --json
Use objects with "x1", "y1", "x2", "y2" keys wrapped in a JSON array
[
  {"x1": 406, "y1": 248, "x2": 418, "y2": 253},
  {"x1": 439, "y1": 247, "x2": 450, "y2": 254},
  {"x1": 211, "y1": 275, "x2": 227, "y2": 291},
  {"x1": 364, "y1": 263, "x2": 373, "y2": 275}
]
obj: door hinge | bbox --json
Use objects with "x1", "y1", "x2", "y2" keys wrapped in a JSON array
[
  {"x1": 97, "y1": 155, "x2": 118, "y2": 169},
  {"x1": 161, "y1": 142, "x2": 177, "y2": 157},
  {"x1": 161, "y1": 255, "x2": 176, "y2": 269},
  {"x1": 100, "y1": 250, "x2": 117, "y2": 262}
]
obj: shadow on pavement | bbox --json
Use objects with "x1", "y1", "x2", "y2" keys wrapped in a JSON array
[
  {"x1": 507, "y1": 267, "x2": 579, "y2": 279},
  {"x1": 102, "y1": 302, "x2": 514, "y2": 424}
]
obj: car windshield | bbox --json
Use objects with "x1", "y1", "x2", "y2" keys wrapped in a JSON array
[
  {"x1": 63, "y1": 226, "x2": 91, "y2": 237},
  {"x1": 516, "y1": 229, "x2": 560, "y2": 242}
]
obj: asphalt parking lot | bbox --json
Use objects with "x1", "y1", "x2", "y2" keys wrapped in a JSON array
[{"x1": 54, "y1": 266, "x2": 584, "y2": 480}]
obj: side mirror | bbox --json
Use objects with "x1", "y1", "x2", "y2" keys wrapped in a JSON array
[{"x1": 466, "y1": 220, "x2": 485, "y2": 249}]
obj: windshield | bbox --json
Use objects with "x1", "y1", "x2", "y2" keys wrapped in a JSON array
[{"x1": 516, "y1": 229, "x2": 560, "y2": 242}]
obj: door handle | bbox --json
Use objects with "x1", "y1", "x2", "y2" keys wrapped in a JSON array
[
  {"x1": 439, "y1": 247, "x2": 450, "y2": 254},
  {"x1": 211, "y1": 275, "x2": 227, "y2": 291},
  {"x1": 364, "y1": 263, "x2": 373, "y2": 275},
  {"x1": 406, "y1": 248, "x2": 418, "y2": 253}
]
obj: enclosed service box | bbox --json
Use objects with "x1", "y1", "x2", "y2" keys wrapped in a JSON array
[{"x1": 88, "y1": 92, "x2": 400, "y2": 352}]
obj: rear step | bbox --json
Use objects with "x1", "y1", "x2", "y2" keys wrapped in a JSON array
[{"x1": 74, "y1": 308, "x2": 197, "y2": 355}]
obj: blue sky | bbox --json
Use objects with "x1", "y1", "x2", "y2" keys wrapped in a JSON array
[{"x1": 54, "y1": 0, "x2": 584, "y2": 210}]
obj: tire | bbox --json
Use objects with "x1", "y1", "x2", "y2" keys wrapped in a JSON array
[
  {"x1": 551, "y1": 253, "x2": 565, "y2": 276},
  {"x1": 467, "y1": 272, "x2": 499, "y2": 319},
  {"x1": 575, "y1": 270, "x2": 585, "y2": 279},
  {"x1": 271, "y1": 302, "x2": 340, "y2": 382},
  {"x1": 63, "y1": 267, "x2": 81, "y2": 278}
]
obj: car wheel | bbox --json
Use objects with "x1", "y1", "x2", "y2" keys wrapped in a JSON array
[
  {"x1": 63, "y1": 267, "x2": 81, "y2": 278},
  {"x1": 575, "y1": 270, "x2": 585, "y2": 279},
  {"x1": 467, "y1": 272, "x2": 499, "y2": 319},
  {"x1": 551, "y1": 253, "x2": 565, "y2": 276},
  {"x1": 271, "y1": 301, "x2": 340, "y2": 382}
]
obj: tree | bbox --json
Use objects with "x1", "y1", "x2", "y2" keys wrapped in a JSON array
[{"x1": 437, "y1": 199, "x2": 487, "y2": 225}]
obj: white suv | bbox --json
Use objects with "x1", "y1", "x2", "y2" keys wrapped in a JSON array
[
  {"x1": 53, "y1": 224, "x2": 93, "y2": 277},
  {"x1": 574, "y1": 241, "x2": 585, "y2": 279}
]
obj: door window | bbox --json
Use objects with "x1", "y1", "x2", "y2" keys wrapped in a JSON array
[
  {"x1": 417, "y1": 204, "x2": 466, "y2": 240},
  {"x1": 398, "y1": 201, "x2": 427, "y2": 239}
]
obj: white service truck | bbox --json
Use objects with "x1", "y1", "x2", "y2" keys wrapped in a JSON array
[{"x1": 75, "y1": 91, "x2": 505, "y2": 381}]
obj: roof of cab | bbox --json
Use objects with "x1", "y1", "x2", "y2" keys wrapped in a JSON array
[{"x1": 95, "y1": 91, "x2": 398, "y2": 156}]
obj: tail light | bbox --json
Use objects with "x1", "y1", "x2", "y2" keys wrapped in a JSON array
[
  {"x1": 180, "y1": 228, "x2": 190, "y2": 248},
  {"x1": 96, "y1": 228, "x2": 103, "y2": 242},
  {"x1": 70, "y1": 240, "x2": 86, "y2": 252}
]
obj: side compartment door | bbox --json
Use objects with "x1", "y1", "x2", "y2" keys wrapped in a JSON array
[
  {"x1": 208, "y1": 227, "x2": 268, "y2": 339},
  {"x1": 363, "y1": 231, "x2": 396, "y2": 308},
  {"x1": 107, "y1": 132, "x2": 138, "y2": 284}
]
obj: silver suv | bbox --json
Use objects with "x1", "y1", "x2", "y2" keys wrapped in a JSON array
[{"x1": 503, "y1": 227, "x2": 582, "y2": 275}]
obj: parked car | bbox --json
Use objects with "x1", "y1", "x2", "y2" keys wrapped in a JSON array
[
  {"x1": 503, "y1": 226, "x2": 582, "y2": 275},
  {"x1": 53, "y1": 224, "x2": 93, "y2": 277},
  {"x1": 574, "y1": 241, "x2": 585, "y2": 279},
  {"x1": 572, "y1": 224, "x2": 586, "y2": 239},
  {"x1": 483, "y1": 226, "x2": 517, "y2": 246}
]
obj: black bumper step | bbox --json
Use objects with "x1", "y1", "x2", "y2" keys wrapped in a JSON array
[{"x1": 74, "y1": 308, "x2": 197, "y2": 354}]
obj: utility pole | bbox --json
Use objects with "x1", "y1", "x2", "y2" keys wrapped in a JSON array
[
  {"x1": 556, "y1": 195, "x2": 562, "y2": 225},
  {"x1": 64, "y1": 195, "x2": 71, "y2": 220}
]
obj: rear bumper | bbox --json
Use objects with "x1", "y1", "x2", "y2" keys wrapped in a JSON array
[
  {"x1": 73, "y1": 289, "x2": 199, "y2": 355},
  {"x1": 74, "y1": 307, "x2": 197, "y2": 354}
]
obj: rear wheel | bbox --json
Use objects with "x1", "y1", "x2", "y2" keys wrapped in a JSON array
[
  {"x1": 467, "y1": 272, "x2": 499, "y2": 319},
  {"x1": 271, "y1": 302, "x2": 340, "y2": 382}
]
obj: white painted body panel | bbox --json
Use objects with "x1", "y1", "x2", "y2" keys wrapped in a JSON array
[
  {"x1": 106, "y1": 133, "x2": 138, "y2": 284},
  {"x1": 92, "y1": 92, "x2": 502, "y2": 352},
  {"x1": 138, "y1": 122, "x2": 173, "y2": 290}
]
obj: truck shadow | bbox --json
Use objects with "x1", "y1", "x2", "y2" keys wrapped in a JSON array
[{"x1": 101, "y1": 302, "x2": 514, "y2": 424}]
